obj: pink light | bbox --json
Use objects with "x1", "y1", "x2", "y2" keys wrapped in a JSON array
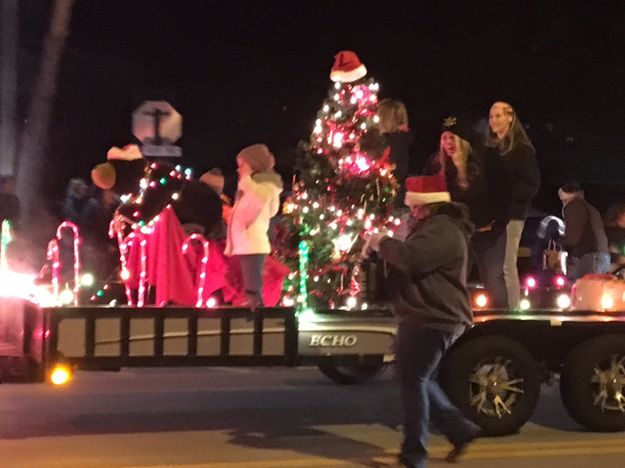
[
  {"x1": 56, "y1": 221, "x2": 82, "y2": 306},
  {"x1": 206, "y1": 297, "x2": 217, "y2": 308},
  {"x1": 182, "y1": 233, "x2": 210, "y2": 308},
  {"x1": 525, "y1": 276, "x2": 537, "y2": 289},
  {"x1": 554, "y1": 275, "x2": 566, "y2": 288}
]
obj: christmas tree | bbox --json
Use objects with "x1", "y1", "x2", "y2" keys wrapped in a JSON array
[{"x1": 278, "y1": 51, "x2": 399, "y2": 311}]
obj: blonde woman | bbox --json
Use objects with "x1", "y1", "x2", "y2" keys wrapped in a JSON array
[
  {"x1": 423, "y1": 117, "x2": 512, "y2": 308},
  {"x1": 377, "y1": 99, "x2": 414, "y2": 189},
  {"x1": 487, "y1": 102, "x2": 540, "y2": 309}
]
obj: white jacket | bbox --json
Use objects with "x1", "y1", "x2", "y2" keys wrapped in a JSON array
[{"x1": 225, "y1": 174, "x2": 282, "y2": 255}]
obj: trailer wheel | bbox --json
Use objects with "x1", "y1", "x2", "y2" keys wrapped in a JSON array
[
  {"x1": 561, "y1": 335, "x2": 625, "y2": 431},
  {"x1": 318, "y1": 361, "x2": 385, "y2": 385},
  {"x1": 440, "y1": 335, "x2": 541, "y2": 436}
]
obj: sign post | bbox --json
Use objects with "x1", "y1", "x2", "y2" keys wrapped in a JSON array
[{"x1": 132, "y1": 101, "x2": 182, "y2": 157}]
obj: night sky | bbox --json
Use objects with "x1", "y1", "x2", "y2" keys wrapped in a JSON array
[{"x1": 16, "y1": 0, "x2": 625, "y2": 212}]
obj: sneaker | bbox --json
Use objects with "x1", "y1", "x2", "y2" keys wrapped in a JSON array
[{"x1": 445, "y1": 424, "x2": 482, "y2": 463}]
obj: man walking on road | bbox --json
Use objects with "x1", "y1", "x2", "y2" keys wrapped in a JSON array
[{"x1": 366, "y1": 174, "x2": 482, "y2": 468}]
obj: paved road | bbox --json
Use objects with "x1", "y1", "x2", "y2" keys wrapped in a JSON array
[{"x1": 0, "y1": 366, "x2": 624, "y2": 467}]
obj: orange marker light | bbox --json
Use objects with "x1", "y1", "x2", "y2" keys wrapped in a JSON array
[
  {"x1": 50, "y1": 365, "x2": 72, "y2": 386},
  {"x1": 474, "y1": 292, "x2": 489, "y2": 309}
]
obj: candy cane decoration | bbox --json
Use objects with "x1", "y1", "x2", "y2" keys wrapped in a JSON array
[
  {"x1": 110, "y1": 215, "x2": 134, "y2": 305},
  {"x1": 182, "y1": 233, "x2": 210, "y2": 307},
  {"x1": 46, "y1": 239, "x2": 60, "y2": 302},
  {"x1": 120, "y1": 231, "x2": 149, "y2": 307},
  {"x1": 56, "y1": 221, "x2": 81, "y2": 306}
]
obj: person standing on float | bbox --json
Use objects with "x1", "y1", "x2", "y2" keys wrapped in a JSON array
[{"x1": 486, "y1": 102, "x2": 540, "y2": 309}]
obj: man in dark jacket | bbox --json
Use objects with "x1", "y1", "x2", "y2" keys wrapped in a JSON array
[
  {"x1": 558, "y1": 181, "x2": 610, "y2": 280},
  {"x1": 367, "y1": 175, "x2": 481, "y2": 468}
]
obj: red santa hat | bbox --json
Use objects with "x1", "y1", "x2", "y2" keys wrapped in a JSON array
[
  {"x1": 330, "y1": 50, "x2": 368, "y2": 83},
  {"x1": 107, "y1": 144, "x2": 143, "y2": 161},
  {"x1": 404, "y1": 174, "x2": 451, "y2": 207}
]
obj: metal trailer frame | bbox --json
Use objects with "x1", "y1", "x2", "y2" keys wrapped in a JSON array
[{"x1": 30, "y1": 305, "x2": 393, "y2": 381}]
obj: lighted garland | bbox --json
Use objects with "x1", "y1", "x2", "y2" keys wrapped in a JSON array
[{"x1": 297, "y1": 240, "x2": 309, "y2": 312}]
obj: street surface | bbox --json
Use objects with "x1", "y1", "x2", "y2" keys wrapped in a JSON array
[{"x1": 1, "y1": 366, "x2": 624, "y2": 467}]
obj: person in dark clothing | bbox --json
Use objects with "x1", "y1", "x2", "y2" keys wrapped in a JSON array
[
  {"x1": 62, "y1": 177, "x2": 90, "y2": 223},
  {"x1": 487, "y1": 101, "x2": 540, "y2": 309},
  {"x1": 366, "y1": 174, "x2": 481, "y2": 468},
  {"x1": 377, "y1": 99, "x2": 415, "y2": 206},
  {"x1": 558, "y1": 182, "x2": 609, "y2": 280},
  {"x1": 422, "y1": 116, "x2": 512, "y2": 308},
  {"x1": 605, "y1": 203, "x2": 625, "y2": 274},
  {"x1": 80, "y1": 187, "x2": 120, "y2": 279}
]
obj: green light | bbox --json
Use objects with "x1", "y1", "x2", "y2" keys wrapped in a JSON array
[
  {"x1": 159, "y1": 177, "x2": 167, "y2": 185},
  {"x1": 96, "y1": 290, "x2": 104, "y2": 298},
  {"x1": 1, "y1": 220, "x2": 12, "y2": 270},
  {"x1": 297, "y1": 240, "x2": 310, "y2": 312}
]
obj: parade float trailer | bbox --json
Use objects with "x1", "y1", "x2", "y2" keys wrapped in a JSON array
[{"x1": 2, "y1": 287, "x2": 625, "y2": 437}]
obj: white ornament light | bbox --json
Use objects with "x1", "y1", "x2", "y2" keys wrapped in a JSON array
[{"x1": 336, "y1": 233, "x2": 353, "y2": 252}]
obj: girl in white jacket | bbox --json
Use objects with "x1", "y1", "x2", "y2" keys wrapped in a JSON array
[{"x1": 225, "y1": 144, "x2": 283, "y2": 309}]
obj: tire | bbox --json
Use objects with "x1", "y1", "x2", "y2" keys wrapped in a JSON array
[
  {"x1": 561, "y1": 335, "x2": 625, "y2": 432},
  {"x1": 440, "y1": 335, "x2": 541, "y2": 436},
  {"x1": 318, "y1": 361, "x2": 385, "y2": 385}
]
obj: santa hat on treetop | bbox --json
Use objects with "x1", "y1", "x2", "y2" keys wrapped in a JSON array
[
  {"x1": 330, "y1": 50, "x2": 368, "y2": 83},
  {"x1": 404, "y1": 174, "x2": 451, "y2": 207}
]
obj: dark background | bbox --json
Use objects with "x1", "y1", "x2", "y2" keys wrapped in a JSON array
[{"x1": 15, "y1": 0, "x2": 625, "y2": 214}]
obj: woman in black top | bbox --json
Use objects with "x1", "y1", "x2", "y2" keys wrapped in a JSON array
[
  {"x1": 423, "y1": 116, "x2": 512, "y2": 308},
  {"x1": 487, "y1": 102, "x2": 540, "y2": 309}
]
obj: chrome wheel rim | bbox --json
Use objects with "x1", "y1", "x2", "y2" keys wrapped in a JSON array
[
  {"x1": 469, "y1": 357, "x2": 525, "y2": 418},
  {"x1": 590, "y1": 354, "x2": 625, "y2": 413}
]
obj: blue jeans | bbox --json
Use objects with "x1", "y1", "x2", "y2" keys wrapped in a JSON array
[
  {"x1": 471, "y1": 229, "x2": 508, "y2": 309},
  {"x1": 237, "y1": 254, "x2": 266, "y2": 307},
  {"x1": 397, "y1": 317, "x2": 478, "y2": 468},
  {"x1": 567, "y1": 252, "x2": 610, "y2": 281}
]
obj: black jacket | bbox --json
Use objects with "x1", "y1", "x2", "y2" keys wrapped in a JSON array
[
  {"x1": 500, "y1": 142, "x2": 540, "y2": 220},
  {"x1": 422, "y1": 148, "x2": 512, "y2": 232},
  {"x1": 384, "y1": 130, "x2": 414, "y2": 185},
  {"x1": 563, "y1": 197, "x2": 609, "y2": 258},
  {"x1": 378, "y1": 203, "x2": 474, "y2": 335}
]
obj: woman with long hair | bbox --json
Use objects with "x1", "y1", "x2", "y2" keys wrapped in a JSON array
[
  {"x1": 423, "y1": 117, "x2": 512, "y2": 308},
  {"x1": 487, "y1": 101, "x2": 540, "y2": 309},
  {"x1": 377, "y1": 99, "x2": 414, "y2": 205}
]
